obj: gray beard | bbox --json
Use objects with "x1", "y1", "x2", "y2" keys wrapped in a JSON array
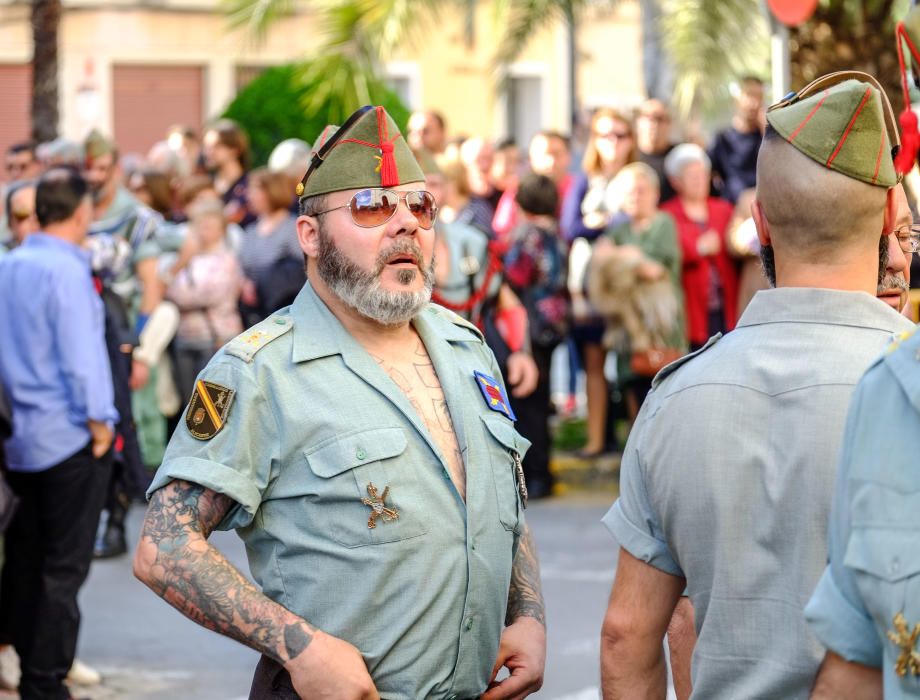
[{"x1": 316, "y1": 226, "x2": 435, "y2": 326}]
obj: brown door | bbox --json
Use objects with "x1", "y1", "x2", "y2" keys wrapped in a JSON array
[
  {"x1": 112, "y1": 64, "x2": 204, "y2": 156},
  {"x1": 0, "y1": 64, "x2": 32, "y2": 165}
]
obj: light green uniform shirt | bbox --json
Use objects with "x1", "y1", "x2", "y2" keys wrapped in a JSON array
[{"x1": 148, "y1": 281, "x2": 529, "y2": 700}]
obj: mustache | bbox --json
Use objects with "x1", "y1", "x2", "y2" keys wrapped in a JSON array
[
  {"x1": 877, "y1": 273, "x2": 909, "y2": 295},
  {"x1": 374, "y1": 239, "x2": 425, "y2": 274}
]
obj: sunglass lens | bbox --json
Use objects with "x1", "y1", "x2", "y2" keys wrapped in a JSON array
[
  {"x1": 350, "y1": 189, "x2": 398, "y2": 227},
  {"x1": 407, "y1": 192, "x2": 437, "y2": 229}
]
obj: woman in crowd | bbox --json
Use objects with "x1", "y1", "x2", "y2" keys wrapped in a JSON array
[
  {"x1": 202, "y1": 119, "x2": 255, "y2": 228},
  {"x1": 660, "y1": 143, "x2": 738, "y2": 350},
  {"x1": 165, "y1": 200, "x2": 243, "y2": 406},
  {"x1": 238, "y1": 168, "x2": 303, "y2": 327},
  {"x1": 592, "y1": 162, "x2": 684, "y2": 421},
  {"x1": 128, "y1": 169, "x2": 176, "y2": 221},
  {"x1": 561, "y1": 108, "x2": 636, "y2": 457}
]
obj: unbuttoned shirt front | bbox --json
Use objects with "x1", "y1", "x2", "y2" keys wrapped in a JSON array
[
  {"x1": 806, "y1": 328, "x2": 920, "y2": 698},
  {"x1": 603, "y1": 288, "x2": 914, "y2": 700},
  {"x1": 147, "y1": 281, "x2": 529, "y2": 700},
  {"x1": 0, "y1": 233, "x2": 118, "y2": 471}
]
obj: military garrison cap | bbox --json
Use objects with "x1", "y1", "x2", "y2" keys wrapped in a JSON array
[
  {"x1": 297, "y1": 105, "x2": 424, "y2": 199},
  {"x1": 84, "y1": 129, "x2": 117, "y2": 160},
  {"x1": 766, "y1": 71, "x2": 900, "y2": 188}
]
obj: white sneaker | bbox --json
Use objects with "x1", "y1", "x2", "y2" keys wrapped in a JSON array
[
  {"x1": 66, "y1": 659, "x2": 101, "y2": 686},
  {"x1": 0, "y1": 645, "x2": 19, "y2": 691}
]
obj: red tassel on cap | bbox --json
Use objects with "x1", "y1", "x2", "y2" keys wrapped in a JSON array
[
  {"x1": 896, "y1": 109, "x2": 920, "y2": 175},
  {"x1": 379, "y1": 141, "x2": 399, "y2": 188}
]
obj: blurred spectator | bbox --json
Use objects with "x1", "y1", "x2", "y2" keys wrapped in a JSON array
[
  {"x1": 660, "y1": 143, "x2": 738, "y2": 349},
  {"x1": 726, "y1": 187, "x2": 770, "y2": 314},
  {"x1": 709, "y1": 76, "x2": 765, "y2": 203},
  {"x1": 37, "y1": 138, "x2": 83, "y2": 170},
  {"x1": 407, "y1": 110, "x2": 448, "y2": 155},
  {"x1": 268, "y1": 138, "x2": 313, "y2": 213},
  {"x1": 166, "y1": 125, "x2": 203, "y2": 178},
  {"x1": 459, "y1": 136, "x2": 500, "y2": 234},
  {"x1": 128, "y1": 169, "x2": 176, "y2": 222},
  {"x1": 239, "y1": 168, "x2": 303, "y2": 327},
  {"x1": 593, "y1": 163, "x2": 684, "y2": 420},
  {"x1": 491, "y1": 138, "x2": 524, "y2": 243},
  {"x1": 145, "y1": 141, "x2": 182, "y2": 181},
  {"x1": 561, "y1": 108, "x2": 636, "y2": 457},
  {"x1": 0, "y1": 167, "x2": 116, "y2": 700},
  {"x1": 561, "y1": 107, "x2": 636, "y2": 242},
  {"x1": 636, "y1": 99, "x2": 678, "y2": 203},
  {"x1": 165, "y1": 200, "x2": 243, "y2": 405},
  {"x1": 3, "y1": 142, "x2": 40, "y2": 184},
  {"x1": 442, "y1": 154, "x2": 495, "y2": 237},
  {"x1": 2, "y1": 181, "x2": 38, "y2": 252},
  {"x1": 202, "y1": 119, "x2": 255, "y2": 227},
  {"x1": 529, "y1": 130, "x2": 575, "y2": 209},
  {"x1": 504, "y1": 173, "x2": 568, "y2": 499}
]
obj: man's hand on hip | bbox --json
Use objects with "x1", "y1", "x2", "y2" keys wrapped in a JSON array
[
  {"x1": 87, "y1": 420, "x2": 113, "y2": 458},
  {"x1": 482, "y1": 617, "x2": 546, "y2": 700},
  {"x1": 286, "y1": 629, "x2": 380, "y2": 700}
]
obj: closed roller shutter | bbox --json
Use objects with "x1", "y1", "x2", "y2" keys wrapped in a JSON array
[
  {"x1": 0, "y1": 64, "x2": 32, "y2": 161},
  {"x1": 112, "y1": 64, "x2": 203, "y2": 156}
]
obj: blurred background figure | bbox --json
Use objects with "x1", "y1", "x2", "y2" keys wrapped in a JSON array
[
  {"x1": 636, "y1": 99, "x2": 678, "y2": 204},
  {"x1": 166, "y1": 124, "x2": 203, "y2": 178},
  {"x1": 592, "y1": 162, "x2": 684, "y2": 422},
  {"x1": 165, "y1": 200, "x2": 243, "y2": 407},
  {"x1": 238, "y1": 167, "x2": 303, "y2": 327},
  {"x1": 268, "y1": 137, "x2": 313, "y2": 213},
  {"x1": 202, "y1": 119, "x2": 255, "y2": 227},
  {"x1": 709, "y1": 76, "x2": 765, "y2": 204},
  {"x1": 2, "y1": 181, "x2": 38, "y2": 253},
  {"x1": 3, "y1": 143, "x2": 40, "y2": 186},
  {"x1": 661, "y1": 143, "x2": 738, "y2": 350},
  {"x1": 458, "y1": 136, "x2": 500, "y2": 235},
  {"x1": 407, "y1": 109, "x2": 448, "y2": 155}
]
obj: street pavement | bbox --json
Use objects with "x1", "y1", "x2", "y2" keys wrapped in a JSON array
[{"x1": 46, "y1": 493, "x2": 623, "y2": 700}]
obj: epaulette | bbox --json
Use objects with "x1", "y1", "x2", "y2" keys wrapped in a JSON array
[
  {"x1": 652, "y1": 333, "x2": 721, "y2": 389},
  {"x1": 885, "y1": 326, "x2": 918, "y2": 355},
  {"x1": 225, "y1": 312, "x2": 294, "y2": 363},
  {"x1": 429, "y1": 304, "x2": 485, "y2": 341}
]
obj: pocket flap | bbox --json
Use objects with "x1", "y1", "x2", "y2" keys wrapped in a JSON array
[
  {"x1": 844, "y1": 528, "x2": 920, "y2": 582},
  {"x1": 480, "y1": 414, "x2": 531, "y2": 455},
  {"x1": 305, "y1": 428, "x2": 408, "y2": 478}
]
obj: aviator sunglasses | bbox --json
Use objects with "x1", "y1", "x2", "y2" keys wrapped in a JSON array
[{"x1": 314, "y1": 188, "x2": 439, "y2": 229}]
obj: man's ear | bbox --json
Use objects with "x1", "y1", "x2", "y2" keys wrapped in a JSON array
[
  {"x1": 751, "y1": 199, "x2": 771, "y2": 247},
  {"x1": 882, "y1": 187, "x2": 898, "y2": 235},
  {"x1": 296, "y1": 215, "x2": 321, "y2": 259}
]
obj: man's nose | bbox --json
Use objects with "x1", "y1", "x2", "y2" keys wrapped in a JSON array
[
  {"x1": 887, "y1": 233, "x2": 907, "y2": 273},
  {"x1": 390, "y1": 198, "x2": 419, "y2": 236}
]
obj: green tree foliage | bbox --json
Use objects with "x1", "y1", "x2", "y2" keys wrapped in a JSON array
[{"x1": 222, "y1": 62, "x2": 410, "y2": 167}]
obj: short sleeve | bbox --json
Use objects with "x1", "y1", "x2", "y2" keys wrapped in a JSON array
[
  {"x1": 804, "y1": 378, "x2": 883, "y2": 667},
  {"x1": 602, "y1": 401, "x2": 683, "y2": 577},
  {"x1": 146, "y1": 358, "x2": 279, "y2": 530}
]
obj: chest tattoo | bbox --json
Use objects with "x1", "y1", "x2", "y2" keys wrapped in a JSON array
[{"x1": 372, "y1": 340, "x2": 466, "y2": 500}]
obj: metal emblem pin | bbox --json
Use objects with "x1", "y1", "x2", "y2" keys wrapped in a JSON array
[
  {"x1": 888, "y1": 612, "x2": 920, "y2": 677},
  {"x1": 361, "y1": 483, "x2": 399, "y2": 529}
]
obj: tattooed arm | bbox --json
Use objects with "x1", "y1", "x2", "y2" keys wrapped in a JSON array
[
  {"x1": 133, "y1": 479, "x2": 379, "y2": 700},
  {"x1": 482, "y1": 525, "x2": 546, "y2": 699}
]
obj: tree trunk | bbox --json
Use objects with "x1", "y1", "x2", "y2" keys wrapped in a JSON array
[{"x1": 31, "y1": 0, "x2": 61, "y2": 143}]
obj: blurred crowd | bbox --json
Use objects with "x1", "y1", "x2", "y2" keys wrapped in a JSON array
[{"x1": 0, "y1": 76, "x2": 797, "y2": 512}]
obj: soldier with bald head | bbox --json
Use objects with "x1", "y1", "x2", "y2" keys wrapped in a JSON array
[{"x1": 599, "y1": 73, "x2": 914, "y2": 699}]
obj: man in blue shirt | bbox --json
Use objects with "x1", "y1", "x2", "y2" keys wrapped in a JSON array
[{"x1": 0, "y1": 167, "x2": 117, "y2": 700}]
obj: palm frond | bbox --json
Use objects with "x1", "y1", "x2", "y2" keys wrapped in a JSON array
[
  {"x1": 661, "y1": 0, "x2": 769, "y2": 117},
  {"x1": 493, "y1": 0, "x2": 577, "y2": 68},
  {"x1": 220, "y1": 0, "x2": 298, "y2": 42}
]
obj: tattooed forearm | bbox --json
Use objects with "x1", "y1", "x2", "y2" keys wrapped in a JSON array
[
  {"x1": 135, "y1": 480, "x2": 314, "y2": 666},
  {"x1": 506, "y1": 525, "x2": 546, "y2": 627}
]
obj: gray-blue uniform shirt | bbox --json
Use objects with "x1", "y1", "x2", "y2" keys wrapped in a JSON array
[
  {"x1": 603, "y1": 288, "x2": 914, "y2": 699},
  {"x1": 147, "y1": 281, "x2": 529, "y2": 699},
  {"x1": 806, "y1": 327, "x2": 920, "y2": 697}
]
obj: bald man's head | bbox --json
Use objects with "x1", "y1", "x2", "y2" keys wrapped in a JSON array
[{"x1": 755, "y1": 127, "x2": 888, "y2": 265}]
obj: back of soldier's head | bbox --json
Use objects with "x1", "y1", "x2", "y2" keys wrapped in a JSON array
[{"x1": 756, "y1": 74, "x2": 898, "y2": 266}]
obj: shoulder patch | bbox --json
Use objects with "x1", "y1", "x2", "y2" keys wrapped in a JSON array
[
  {"x1": 886, "y1": 327, "x2": 918, "y2": 355},
  {"x1": 186, "y1": 380, "x2": 235, "y2": 440},
  {"x1": 652, "y1": 333, "x2": 721, "y2": 389},
  {"x1": 225, "y1": 312, "x2": 294, "y2": 363},
  {"x1": 429, "y1": 304, "x2": 484, "y2": 341}
]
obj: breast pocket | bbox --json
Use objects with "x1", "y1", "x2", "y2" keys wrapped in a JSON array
[
  {"x1": 303, "y1": 427, "x2": 429, "y2": 547},
  {"x1": 846, "y1": 527, "x2": 920, "y2": 688},
  {"x1": 480, "y1": 415, "x2": 530, "y2": 534}
]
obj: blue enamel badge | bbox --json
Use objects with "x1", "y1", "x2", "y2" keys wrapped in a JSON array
[{"x1": 473, "y1": 370, "x2": 516, "y2": 421}]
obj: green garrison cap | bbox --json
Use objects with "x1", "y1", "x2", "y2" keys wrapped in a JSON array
[
  {"x1": 766, "y1": 71, "x2": 901, "y2": 188},
  {"x1": 84, "y1": 129, "x2": 117, "y2": 160},
  {"x1": 297, "y1": 105, "x2": 424, "y2": 198}
]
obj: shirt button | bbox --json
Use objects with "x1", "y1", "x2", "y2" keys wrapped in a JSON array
[
  {"x1": 465, "y1": 617, "x2": 474, "y2": 631},
  {"x1": 891, "y1": 557, "x2": 901, "y2": 575},
  {"x1": 471, "y1": 539, "x2": 476, "y2": 551},
  {"x1": 356, "y1": 447, "x2": 367, "y2": 460},
  {"x1": 275, "y1": 318, "x2": 287, "y2": 325}
]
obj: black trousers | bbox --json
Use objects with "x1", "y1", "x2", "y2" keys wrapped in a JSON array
[
  {"x1": 507, "y1": 342, "x2": 556, "y2": 489},
  {"x1": 0, "y1": 443, "x2": 112, "y2": 700}
]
